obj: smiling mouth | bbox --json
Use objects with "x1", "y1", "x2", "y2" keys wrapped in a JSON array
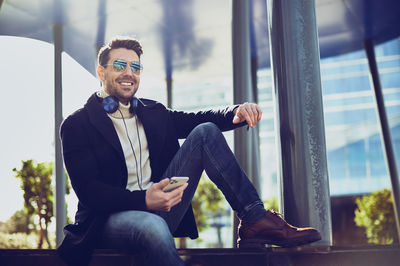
[{"x1": 119, "y1": 81, "x2": 134, "y2": 86}]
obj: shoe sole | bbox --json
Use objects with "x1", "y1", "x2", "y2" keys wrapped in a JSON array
[{"x1": 237, "y1": 231, "x2": 322, "y2": 249}]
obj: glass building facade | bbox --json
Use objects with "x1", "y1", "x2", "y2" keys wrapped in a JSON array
[
  {"x1": 256, "y1": 38, "x2": 400, "y2": 198},
  {"x1": 166, "y1": 38, "x2": 400, "y2": 247}
]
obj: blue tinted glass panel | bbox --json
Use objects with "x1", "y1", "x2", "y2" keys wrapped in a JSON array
[
  {"x1": 348, "y1": 140, "x2": 366, "y2": 179},
  {"x1": 327, "y1": 147, "x2": 347, "y2": 179},
  {"x1": 381, "y1": 72, "x2": 400, "y2": 88},
  {"x1": 368, "y1": 134, "x2": 387, "y2": 178}
]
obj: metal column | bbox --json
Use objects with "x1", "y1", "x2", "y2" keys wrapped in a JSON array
[
  {"x1": 364, "y1": 39, "x2": 400, "y2": 240},
  {"x1": 232, "y1": 0, "x2": 262, "y2": 247},
  {"x1": 95, "y1": 0, "x2": 107, "y2": 57},
  {"x1": 54, "y1": 23, "x2": 66, "y2": 247},
  {"x1": 167, "y1": 78, "x2": 173, "y2": 108},
  {"x1": 267, "y1": 0, "x2": 332, "y2": 245}
]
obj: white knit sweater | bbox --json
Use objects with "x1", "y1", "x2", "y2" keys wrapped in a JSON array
[{"x1": 98, "y1": 90, "x2": 153, "y2": 191}]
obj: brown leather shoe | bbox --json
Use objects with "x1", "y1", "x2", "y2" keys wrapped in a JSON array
[{"x1": 237, "y1": 210, "x2": 321, "y2": 249}]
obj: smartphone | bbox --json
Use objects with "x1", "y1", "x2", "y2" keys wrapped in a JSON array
[{"x1": 162, "y1": 176, "x2": 189, "y2": 192}]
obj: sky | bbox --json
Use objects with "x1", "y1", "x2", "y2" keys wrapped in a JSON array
[{"x1": 0, "y1": 36, "x2": 99, "y2": 222}]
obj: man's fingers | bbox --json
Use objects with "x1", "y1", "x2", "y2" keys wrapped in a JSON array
[
  {"x1": 249, "y1": 104, "x2": 257, "y2": 126},
  {"x1": 155, "y1": 178, "x2": 170, "y2": 189},
  {"x1": 165, "y1": 182, "x2": 188, "y2": 196},
  {"x1": 147, "y1": 178, "x2": 188, "y2": 211},
  {"x1": 234, "y1": 103, "x2": 263, "y2": 127},
  {"x1": 165, "y1": 182, "x2": 187, "y2": 197},
  {"x1": 236, "y1": 106, "x2": 250, "y2": 126},
  {"x1": 248, "y1": 104, "x2": 257, "y2": 127},
  {"x1": 249, "y1": 103, "x2": 262, "y2": 126},
  {"x1": 169, "y1": 194, "x2": 183, "y2": 208},
  {"x1": 256, "y1": 105, "x2": 263, "y2": 121},
  {"x1": 162, "y1": 183, "x2": 188, "y2": 211}
]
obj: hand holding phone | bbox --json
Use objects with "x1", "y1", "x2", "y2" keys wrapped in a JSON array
[{"x1": 162, "y1": 176, "x2": 189, "y2": 192}]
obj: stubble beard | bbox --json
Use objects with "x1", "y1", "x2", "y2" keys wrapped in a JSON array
[{"x1": 104, "y1": 77, "x2": 138, "y2": 104}]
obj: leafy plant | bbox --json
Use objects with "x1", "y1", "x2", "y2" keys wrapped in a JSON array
[
  {"x1": 264, "y1": 197, "x2": 279, "y2": 212},
  {"x1": 3, "y1": 209, "x2": 35, "y2": 234},
  {"x1": 192, "y1": 174, "x2": 225, "y2": 233},
  {"x1": 0, "y1": 232, "x2": 38, "y2": 249},
  {"x1": 12, "y1": 159, "x2": 70, "y2": 248},
  {"x1": 354, "y1": 188, "x2": 398, "y2": 244}
]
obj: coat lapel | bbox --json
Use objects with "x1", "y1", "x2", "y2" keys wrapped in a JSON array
[
  {"x1": 85, "y1": 93, "x2": 125, "y2": 162},
  {"x1": 136, "y1": 99, "x2": 167, "y2": 167}
]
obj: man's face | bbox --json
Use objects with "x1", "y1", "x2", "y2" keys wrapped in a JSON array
[{"x1": 97, "y1": 48, "x2": 141, "y2": 104}]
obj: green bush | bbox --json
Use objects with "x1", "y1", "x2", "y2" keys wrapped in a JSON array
[
  {"x1": 0, "y1": 232, "x2": 37, "y2": 249},
  {"x1": 192, "y1": 175, "x2": 224, "y2": 232},
  {"x1": 12, "y1": 159, "x2": 71, "y2": 248},
  {"x1": 264, "y1": 197, "x2": 279, "y2": 211},
  {"x1": 0, "y1": 231, "x2": 56, "y2": 249},
  {"x1": 354, "y1": 188, "x2": 398, "y2": 244},
  {"x1": 3, "y1": 209, "x2": 36, "y2": 234}
]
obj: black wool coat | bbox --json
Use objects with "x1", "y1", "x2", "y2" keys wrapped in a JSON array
[{"x1": 57, "y1": 93, "x2": 245, "y2": 265}]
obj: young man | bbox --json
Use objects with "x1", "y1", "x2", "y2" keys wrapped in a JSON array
[{"x1": 58, "y1": 37, "x2": 321, "y2": 266}]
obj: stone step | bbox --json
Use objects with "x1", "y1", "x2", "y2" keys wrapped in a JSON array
[{"x1": 0, "y1": 245, "x2": 399, "y2": 266}]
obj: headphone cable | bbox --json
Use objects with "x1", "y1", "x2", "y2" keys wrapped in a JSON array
[
  {"x1": 118, "y1": 110, "x2": 143, "y2": 191},
  {"x1": 135, "y1": 116, "x2": 143, "y2": 189}
]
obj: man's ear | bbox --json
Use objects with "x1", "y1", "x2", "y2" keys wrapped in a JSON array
[{"x1": 97, "y1": 65, "x2": 105, "y2": 82}]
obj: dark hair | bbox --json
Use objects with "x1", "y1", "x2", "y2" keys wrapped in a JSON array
[{"x1": 97, "y1": 36, "x2": 143, "y2": 66}]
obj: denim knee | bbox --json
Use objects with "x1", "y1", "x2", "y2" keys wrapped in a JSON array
[
  {"x1": 133, "y1": 213, "x2": 174, "y2": 246},
  {"x1": 192, "y1": 122, "x2": 220, "y2": 140}
]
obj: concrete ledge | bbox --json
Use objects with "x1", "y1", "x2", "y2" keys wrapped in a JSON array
[{"x1": 0, "y1": 245, "x2": 399, "y2": 266}]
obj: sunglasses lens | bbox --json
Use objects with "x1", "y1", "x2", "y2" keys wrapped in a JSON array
[
  {"x1": 130, "y1": 62, "x2": 143, "y2": 73},
  {"x1": 131, "y1": 62, "x2": 142, "y2": 70},
  {"x1": 113, "y1": 60, "x2": 127, "y2": 71}
]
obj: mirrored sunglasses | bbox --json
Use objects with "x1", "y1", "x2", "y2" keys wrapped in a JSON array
[{"x1": 105, "y1": 59, "x2": 143, "y2": 74}]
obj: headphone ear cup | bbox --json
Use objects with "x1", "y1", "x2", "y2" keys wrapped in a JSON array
[
  {"x1": 102, "y1": 96, "x2": 119, "y2": 113},
  {"x1": 130, "y1": 97, "x2": 138, "y2": 115}
]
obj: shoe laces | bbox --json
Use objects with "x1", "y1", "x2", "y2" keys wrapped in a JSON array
[
  {"x1": 269, "y1": 209, "x2": 284, "y2": 218},
  {"x1": 268, "y1": 210, "x2": 297, "y2": 228},
  {"x1": 268, "y1": 210, "x2": 289, "y2": 224}
]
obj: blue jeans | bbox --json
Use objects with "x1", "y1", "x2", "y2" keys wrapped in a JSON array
[
  {"x1": 100, "y1": 122, "x2": 265, "y2": 266},
  {"x1": 100, "y1": 211, "x2": 182, "y2": 266}
]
